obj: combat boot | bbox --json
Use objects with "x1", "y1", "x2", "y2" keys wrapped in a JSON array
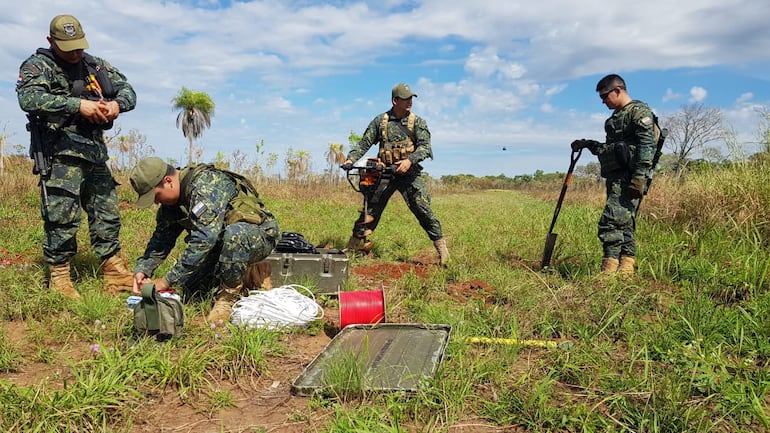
[
  {"x1": 206, "y1": 281, "x2": 243, "y2": 325},
  {"x1": 600, "y1": 257, "x2": 619, "y2": 274},
  {"x1": 242, "y1": 261, "x2": 273, "y2": 290},
  {"x1": 618, "y1": 256, "x2": 636, "y2": 276},
  {"x1": 101, "y1": 254, "x2": 134, "y2": 294},
  {"x1": 433, "y1": 238, "x2": 450, "y2": 266},
  {"x1": 48, "y1": 263, "x2": 81, "y2": 300}
]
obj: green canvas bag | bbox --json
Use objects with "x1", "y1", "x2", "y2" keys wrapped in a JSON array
[{"x1": 133, "y1": 283, "x2": 184, "y2": 342}]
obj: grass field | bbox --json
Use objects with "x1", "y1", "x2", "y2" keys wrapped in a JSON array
[{"x1": 1, "y1": 157, "x2": 770, "y2": 432}]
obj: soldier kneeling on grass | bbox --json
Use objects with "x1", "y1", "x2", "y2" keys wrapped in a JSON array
[{"x1": 129, "y1": 157, "x2": 280, "y2": 324}]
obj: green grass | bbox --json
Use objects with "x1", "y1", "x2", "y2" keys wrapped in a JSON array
[{"x1": 2, "y1": 159, "x2": 770, "y2": 431}]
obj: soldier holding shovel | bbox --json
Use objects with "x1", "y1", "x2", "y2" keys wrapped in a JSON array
[{"x1": 570, "y1": 74, "x2": 659, "y2": 275}]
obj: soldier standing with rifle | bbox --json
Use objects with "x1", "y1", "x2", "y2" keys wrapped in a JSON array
[
  {"x1": 16, "y1": 15, "x2": 137, "y2": 299},
  {"x1": 570, "y1": 74, "x2": 660, "y2": 276},
  {"x1": 341, "y1": 83, "x2": 449, "y2": 266}
]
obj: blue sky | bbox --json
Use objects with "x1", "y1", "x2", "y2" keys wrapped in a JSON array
[{"x1": 1, "y1": 0, "x2": 769, "y2": 177}]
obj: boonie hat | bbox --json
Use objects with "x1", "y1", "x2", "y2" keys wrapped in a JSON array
[
  {"x1": 130, "y1": 157, "x2": 167, "y2": 208},
  {"x1": 49, "y1": 15, "x2": 89, "y2": 52},
  {"x1": 392, "y1": 83, "x2": 417, "y2": 99}
]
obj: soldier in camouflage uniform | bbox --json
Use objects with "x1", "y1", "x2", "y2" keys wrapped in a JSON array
[
  {"x1": 342, "y1": 83, "x2": 449, "y2": 265},
  {"x1": 571, "y1": 74, "x2": 657, "y2": 275},
  {"x1": 16, "y1": 15, "x2": 136, "y2": 299},
  {"x1": 129, "y1": 157, "x2": 280, "y2": 324}
]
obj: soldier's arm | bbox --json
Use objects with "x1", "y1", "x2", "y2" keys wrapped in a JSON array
[
  {"x1": 165, "y1": 172, "x2": 231, "y2": 288},
  {"x1": 134, "y1": 208, "x2": 185, "y2": 278},
  {"x1": 631, "y1": 106, "x2": 657, "y2": 178},
  {"x1": 16, "y1": 56, "x2": 80, "y2": 116},
  {"x1": 346, "y1": 116, "x2": 381, "y2": 162},
  {"x1": 101, "y1": 59, "x2": 136, "y2": 113},
  {"x1": 408, "y1": 116, "x2": 433, "y2": 164}
]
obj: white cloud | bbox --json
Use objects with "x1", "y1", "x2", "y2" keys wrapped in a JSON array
[
  {"x1": 736, "y1": 92, "x2": 754, "y2": 104},
  {"x1": 662, "y1": 88, "x2": 681, "y2": 103},
  {"x1": 689, "y1": 86, "x2": 708, "y2": 103}
]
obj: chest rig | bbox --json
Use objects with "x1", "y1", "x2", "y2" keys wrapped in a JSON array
[{"x1": 378, "y1": 112, "x2": 416, "y2": 165}]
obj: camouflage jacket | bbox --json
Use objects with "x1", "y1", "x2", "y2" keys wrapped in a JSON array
[
  {"x1": 16, "y1": 49, "x2": 136, "y2": 163},
  {"x1": 347, "y1": 109, "x2": 433, "y2": 171},
  {"x1": 604, "y1": 100, "x2": 656, "y2": 179},
  {"x1": 134, "y1": 166, "x2": 243, "y2": 289}
]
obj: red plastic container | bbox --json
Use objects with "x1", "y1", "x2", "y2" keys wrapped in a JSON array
[{"x1": 338, "y1": 288, "x2": 385, "y2": 329}]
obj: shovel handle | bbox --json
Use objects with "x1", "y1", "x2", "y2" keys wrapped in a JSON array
[{"x1": 547, "y1": 149, "x2": 582, "y2": 233}]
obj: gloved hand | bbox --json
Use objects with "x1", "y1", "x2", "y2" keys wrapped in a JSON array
[
  {"x1": 628, "y1": 176, "x2": 646, "y2": 199},
  {"x1": 340, "y1": 161, "x2": 353, "y2": 171},
  {"x1": 571, "y1": 139, "x2": 590, "y2": 152}
]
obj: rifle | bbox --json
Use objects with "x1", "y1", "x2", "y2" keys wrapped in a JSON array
[{"x1": 26, "y1": 114, "x2": 51, "y2": 214}]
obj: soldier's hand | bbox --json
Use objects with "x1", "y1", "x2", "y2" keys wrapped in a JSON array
[
  {"x1": 132, "y1": 272, "x2": 147, "y2": 295},
  {"x1": 340, "y1": 160, "x2": 353, "y2": 171},
  {"x1": 628, "y1": 176, "x2": 646, "y2": 199},
  {"x1": 79, "y1": 99, "x2": 109, "y2": 124},
  {"x1": 153, "y1": 276, "x2": 171, "y2": 292},
  {"x1": 571, "y1": 139, "x2": 587, "y2": 152},
  {"x1": 98, "y1": 100, "x2": 121, "y2": 121},
  {"x1": 394, "y1": 159, "x2": 412, "y2": 174}
]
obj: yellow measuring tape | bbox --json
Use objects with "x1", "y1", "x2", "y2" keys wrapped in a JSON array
[{"x1": 466, "y1": 336, "x2": 572, "y2": 350}]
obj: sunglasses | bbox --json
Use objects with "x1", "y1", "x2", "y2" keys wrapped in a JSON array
[{"x1": 599, "y1": 86, "x2": 623, "y2": 101}]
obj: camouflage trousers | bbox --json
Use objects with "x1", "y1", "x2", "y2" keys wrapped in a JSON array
[
  {"x1": 180, "y1": 219, "x2": 279, "y2": 300},
  {"x1": 42, "y1": 156, "x2": 122, "y2": 265},
  {"x1": 352, "y1": 172, "x2": 443, "y2": 241},
  {"x1": 597, "y1": 177, "x2": 641, "y2": 259}
]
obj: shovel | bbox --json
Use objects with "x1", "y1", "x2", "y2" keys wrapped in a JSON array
[{"x1": 541, "y1": 148, "x2": 582, "y2": 269}]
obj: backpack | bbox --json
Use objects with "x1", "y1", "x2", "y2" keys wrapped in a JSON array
[
  {"x1": 180, "y1": 164, "x2": 268, "y2": 226},
  {"x1": 274, "y1": 232, "x2": 318, "y2": 254},
  {"x1": 133, "y1": 283, "x2": 184, "y2": 342}
]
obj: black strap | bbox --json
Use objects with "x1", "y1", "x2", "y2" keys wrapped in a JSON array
[{"x1": 392, "y1": 117, "x2": 417, "y2": 144}]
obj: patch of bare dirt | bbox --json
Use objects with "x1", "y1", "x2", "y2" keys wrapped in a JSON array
[{"x1": 133, "y1": 331, "x2": 334, "y2": 433}]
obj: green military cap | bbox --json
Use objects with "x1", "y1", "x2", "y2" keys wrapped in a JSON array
[
  {"x1": 130, "y1": 157, "x2": 167, "y2": 208},
  {"x1": 392, "y1": 83, "x2": 417, "y2": 99},
  {"x1": 49, "y1": 14, "x2": 89, "y2": 52}
]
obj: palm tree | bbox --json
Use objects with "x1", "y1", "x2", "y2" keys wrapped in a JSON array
[
  {"x1": 325, "y1": 142, "x2": 346, "y2": 184},
  {"x1": 171, "y1": 87, "x2": 215, "y2": 165}
]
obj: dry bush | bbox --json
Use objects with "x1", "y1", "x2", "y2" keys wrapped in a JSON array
[
  {"x1": 0, "y1": 156, "x2": 38, "y2": 200},
  {"x1": 641, "y1": 163, "x2": 770, "y2": 236}
]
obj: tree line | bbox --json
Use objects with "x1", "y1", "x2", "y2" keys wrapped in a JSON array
[{"x1": 1, "y1": 87, "x2": 769, "y2": 188}]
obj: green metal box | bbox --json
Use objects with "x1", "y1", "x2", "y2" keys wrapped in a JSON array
[
  {"x1": 263, "y1": 248, "x2": 349, "y2": 294},
  {"x1": 291, "y1": 323, "x2": 452, "y2": 396}
]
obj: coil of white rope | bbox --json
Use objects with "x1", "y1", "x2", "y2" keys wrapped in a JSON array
[{"x1": 230, "y1": 284, "x2": 324, "y2": 329}]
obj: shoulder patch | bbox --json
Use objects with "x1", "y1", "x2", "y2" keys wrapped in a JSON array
[
  {"x1": 640, "y1": 116, "x2": 653, "y2": 126},
  {"x1": 191, "y1": 202, "x2": 207, "y2": 217},
  {"x1": 20, "y1": 63, "x2": 42, "y2": 76}
]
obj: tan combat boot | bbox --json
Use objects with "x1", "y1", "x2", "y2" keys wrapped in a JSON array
[
  {"x1": 49, "y1": 263, "x2": 81, "y2": 299},
  {"x1": 600, "y1": 257, "x2": 619, "y2": 274},
  {"x1": 242, "y1": 261, "x2": 273, "y2": 290},
  {"x1": 433, "y1": 238, "x2": 450, "y2": 266},
  {"x1": 101, "y1": 255, "x2": 134, "y2": 294},
  {"x1": 618, "y1": 256, "x2": 636, "y2": 276},
  {"x1": 206, "y1": 282, "x2": 243, "y2": 325}
]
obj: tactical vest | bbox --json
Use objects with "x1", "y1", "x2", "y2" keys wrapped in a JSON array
[
  {"x1": 598, "y1": 100, "x2": 659, "y2": 177},
  {"x1": 179, "y1": 165, "x2": 268, "y2": 228},
  {"x1": 35, "y1": 48, "x2": 117, "y2": 130},
  {"x1": 378, "y1": 112, "x2": 416, "y2": 165}
]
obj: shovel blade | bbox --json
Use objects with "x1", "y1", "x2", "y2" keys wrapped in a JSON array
[{"x1": 541, "y1": 233, "x2": 557, "y2": 269}]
